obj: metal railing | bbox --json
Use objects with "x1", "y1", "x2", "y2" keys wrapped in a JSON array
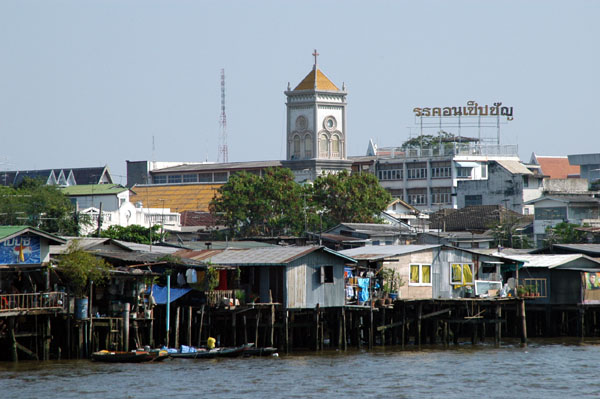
[{"x1": 0, "y1": 292, "x2": 67, "y2": 313}]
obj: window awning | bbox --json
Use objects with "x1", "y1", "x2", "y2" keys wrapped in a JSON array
[
  {"x1": 148, "y1": 285, "x2": 192, "y2": 305},
  {"x1": 455, "y1": 161, "x2": 479, "y2": 168}
]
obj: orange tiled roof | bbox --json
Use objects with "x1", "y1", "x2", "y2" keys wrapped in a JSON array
[
  {"x1": 130, "y1": 184, "x2": 222, "y2": 212},
  {"x1": 294, "y1": 68, "x2": 339, "y2": 91},
  {"x1": 536, "y1": 156, "x2": 580, "y2": 179}
]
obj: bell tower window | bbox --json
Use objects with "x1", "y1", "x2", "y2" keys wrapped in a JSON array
[
  {"x1": 331, "y1": 135, "x2": 340, "y2": 158},
  {"x1": 293, "y1": 135, "x2": 301, "y2": 159},
  {"x1": 304, "y1": 134, "x2": 313, "y2": 159},
  {"x1": 319, "y1": 134, "x2": 329, "y2": 158}
]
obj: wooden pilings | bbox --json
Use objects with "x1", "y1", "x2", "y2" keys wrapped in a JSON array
[{"x1": 14, "y1": 298, "x2": 600, "y2": 361}]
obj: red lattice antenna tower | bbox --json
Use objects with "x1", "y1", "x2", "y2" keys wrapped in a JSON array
[{"x1": 218, "y1": 68, "x2": 229, "y2": 163}]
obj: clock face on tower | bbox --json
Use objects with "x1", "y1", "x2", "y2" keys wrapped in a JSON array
[{"x1": 323, "y1": 116, "x2": 337, "y2": 131}]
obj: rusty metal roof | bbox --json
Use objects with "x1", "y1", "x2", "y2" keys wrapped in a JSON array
[{"x1": 175, "y1": 245, "x2": 355, "y2": 266}]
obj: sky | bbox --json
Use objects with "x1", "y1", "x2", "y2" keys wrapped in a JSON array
[{"x1": 1, "y1": 1, "x2": 599, "y2": 185}]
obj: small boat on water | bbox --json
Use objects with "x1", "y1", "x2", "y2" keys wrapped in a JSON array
[
  {"x1": 91, "y1": 349, "x2": 169, "y2": 363},
  {"x1": 169, "y1": 344, "x2": 251, "y2": 359}
]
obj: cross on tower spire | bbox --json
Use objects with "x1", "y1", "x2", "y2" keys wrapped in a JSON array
[{"x1": 312, "y1": 49, "x2": 319, "y2": 70}]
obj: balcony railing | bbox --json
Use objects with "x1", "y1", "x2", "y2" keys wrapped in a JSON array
[
  {"x1": 517, "y1": 278, "x2": 547, "y2": 298},
  {"x1": 204, "y1": 289, "x2": 245, "y2": 307},
  {"x1": 0, "y1": 292, "x2": 67, "y2": 313}
]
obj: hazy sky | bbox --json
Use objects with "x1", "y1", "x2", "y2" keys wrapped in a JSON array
[{"x1": 1, "y1": 1, "x2": 598, "y2": 184}]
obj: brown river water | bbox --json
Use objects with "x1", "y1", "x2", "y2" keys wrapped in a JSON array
[{"x1": 1, "y1": 339, "x2": 598, "y2": 399}]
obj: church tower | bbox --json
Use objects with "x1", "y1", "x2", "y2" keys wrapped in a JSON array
[{"x1": 283, "y1": 50, "x2": 352, "y2": 182}]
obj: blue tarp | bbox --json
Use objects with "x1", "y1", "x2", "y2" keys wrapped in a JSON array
[{"x1": 149, "y1": 285, "x2": 192, "y2": 305}]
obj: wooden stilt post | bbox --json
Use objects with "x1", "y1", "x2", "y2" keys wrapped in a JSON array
[
  {"x1": 417, "y1": 302, "x2": 423, "y2": 348},
  {"x1": 187, "y1": 306, "x2": 192, "y2": 347},
  {"x1": 342, "y1": 307, "x2": 347, "y2": 351},
  {"x1": 255, "y1": 308, "x2": 261, "y2": 347},
  {"x1": 443, "y1": 321, "x2": 448, "y2": 347},
  {"x1": 174, "y1": 306, "x2": 180, "y2": 349},
  {"x1": 369, "y1": 307, "x2": 374, "y2": 349},
  {"x1": 270, "y1": 304, "x2": 275, "y2": 348},
  {"x1": 197, "y1": 305, "x2": 205, "y2": 347},
  {"x1": 494, "y1": 305, "x2": 501, "y2": 347},
  {"x1": 243, "y1": 315, "x2": 248, "y2": 345},
  {"x1": 123, "y1": 302, "x2": 130, "y2": 352},
  {"x1": 358, "y1": 314, "x2": 363, "y2": 349},
  {"x1": 579, "y1": 307, "x2": 585, "y2": 343},
  {"x1": 232, "y1": 312, "x2": 237, "y2": 346},
  {"x1": 315, "y1": 304, "x2": 320, "y2": 351},
  {"x1": 380, "y1": 307, "x2": 386, "y2": 347},
  {"x1": 401, "y1": 303, "x2": 406, "y2": 350},
  {"x1": 8, "y1": 317, "x2": 18, "y2": 362},
  {"x1": 285, "y1": 310, "x2": 289, "y2": 353},
  {"x1": 290, "y1": 311, "x2": 295, "y2": 351},
  {"x1": 44, "y1": 316, "x2": 51, "y2": 360},
  {"x1": 66, "y1": 315, "x2": 71, "y2": 359},
  {"x1": 520, "y1": 299, "x2": 528, "y2": 347}
]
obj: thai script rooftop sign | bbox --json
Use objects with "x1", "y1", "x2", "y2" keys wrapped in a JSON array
[{"x1": 413, "y1": 101, "x2": 513, "y2": 121}]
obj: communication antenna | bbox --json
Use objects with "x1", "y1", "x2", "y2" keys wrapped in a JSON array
[{"x1": 218, "y1": 68, "x2": 229, "y2": 163}]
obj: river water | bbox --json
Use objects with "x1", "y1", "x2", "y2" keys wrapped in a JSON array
[{"x1": 1, "y1": 339, "x2": 598, "y2": 399}]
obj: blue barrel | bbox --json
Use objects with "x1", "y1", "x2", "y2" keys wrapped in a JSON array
[{"x1": 75, "y1": 297, "x2": 89, "y2": 319}]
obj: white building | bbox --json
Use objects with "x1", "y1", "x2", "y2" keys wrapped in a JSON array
[
  {"x1": 61, "y1": 184, "x2": 180, "y2": 235},
  {"x1": 375, "y1": 140, "x2": 542, "y2": 214}
]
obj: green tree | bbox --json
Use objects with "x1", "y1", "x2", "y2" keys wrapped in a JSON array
[
  {"x1": 210, "y1": 168, "x2": 392, "y2": 238},
  {"x1": 489, "y1": 214, "x2": 533, "y2": 249},
  {"x1": 99, "y1": 224, "x2": 165, "y2": 244},
  {"x1": 310, "y1": 171, "x2": 392, "y2": 230},
  {"x1": 401, "y1": 132, "x2": 458, "y2": 149},
  {"x1": 57, "y1": 241, "x2": 112, "y2": 297},
  {"x1": 544, "y1": 222, "x2": 585, "y2": 247},
  {"x1": 210, "y1": 168, "x2": 304, "y2": 237},
  {"x1": 0, "y1": 178, "x2": 81, "y2": 235}
]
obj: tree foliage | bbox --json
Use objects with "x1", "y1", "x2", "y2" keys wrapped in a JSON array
[
  {"x1": 489, "y1": 215, "x2": 532, "y2": 249},
  {"x1": 0, "y1": 178, "x2": 81, "y2": 235},
  {"x1": 99, "y1": 224, "x2": 165, "y2": 244},
  {"x1": 310, "y1": 171, "x2": 392, "y2": 229},
  {"x1": 57, "y1": 241, "x2": 112, "y2": 297},
  {"x1": 544, "y1": 222, "x2": 586, "y2": 247},
  {"x1": 209, "y1": 168, "x2": 304, "y2": 237},
  {"x1": 401, "y1": 132, "x2": 457, "y2": 149},
  {"x1": 210, "y1": 168, "x2": 392, "y2": 238}
]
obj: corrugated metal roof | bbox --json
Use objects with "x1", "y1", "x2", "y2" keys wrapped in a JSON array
[
  {"x1": 176, "y1": 245, "x2": 353, "y2": 266},
  {"x1": 153, "y1": 160, "x2": 282, "y2": 173},
  {"x1": 129, "y1": 183, "x2": 222, "y2": 212},
  {"x1": 112, "y1": 240, "x2": 180, "y2": 254},
  {"x1": 491, "y1": 253, "x2": 600, "y2": 268},
  {"x1": 495, "y1": 160, "x2": 533, "y2": 175},
  {"x1": 95, "y1": 250, "x2": 206, "y2": 267},
  {"x1": 339, "y1": 245, "x2": 441, "y2": 260},
  {"x1": 0, "y1": 226, "x2": 66, "y2": 245},
  {"x1": 553, "y1": 244, "x2": 600, "y2": 256},
  {"x1": 61, "y1": 184, "x2": 128, "y2": 196}
]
